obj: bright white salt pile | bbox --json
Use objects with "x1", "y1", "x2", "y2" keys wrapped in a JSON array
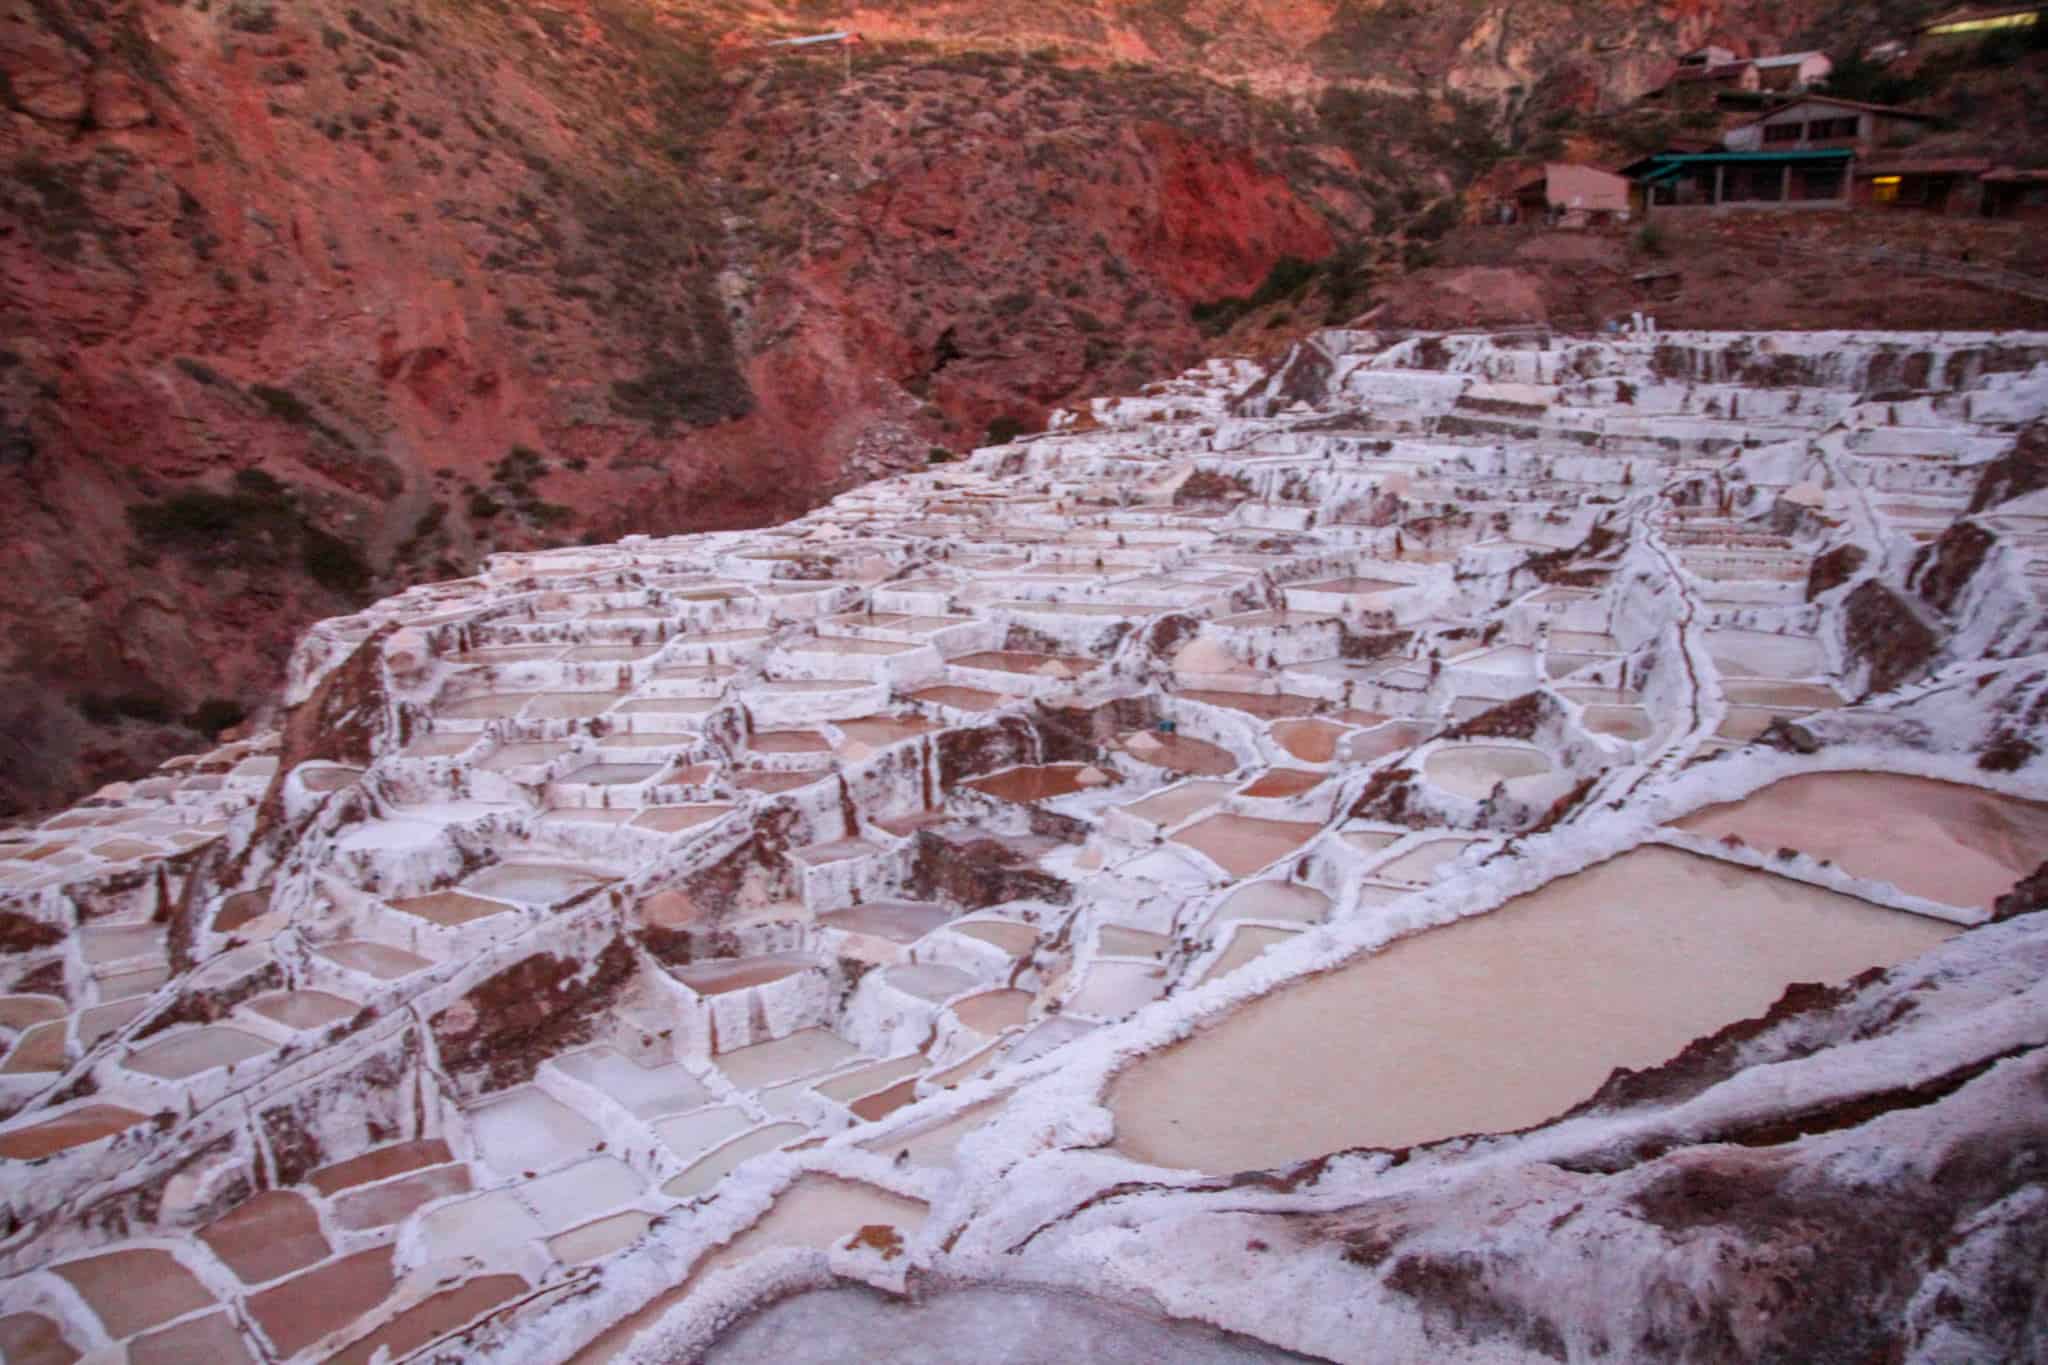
[{"x1": 1110, "y1": 846, "x2": 1954, "y2": 1170}]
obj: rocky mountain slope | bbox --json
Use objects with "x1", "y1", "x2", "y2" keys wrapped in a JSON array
[{"x1": 0, "y1": 0, "x2": 1983, "y2": 816}]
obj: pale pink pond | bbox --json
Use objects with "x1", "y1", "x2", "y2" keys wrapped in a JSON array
[
  {"x1": 1111, "y1": 846, "x2": 1955, "y2": 1170},
  {"x1": 1675, "y1": 772, "x2": 2048, "y2": 909}
]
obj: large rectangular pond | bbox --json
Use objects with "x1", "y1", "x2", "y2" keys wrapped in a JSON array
[{"x1": 1109, "y1": 845, "x2": 1955, "y2": 1171}]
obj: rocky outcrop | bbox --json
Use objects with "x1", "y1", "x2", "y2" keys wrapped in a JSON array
[
  {"x1": 0, "y1": 0, "x2": 1356, "y2": 815},
  {"x1": 1843, "y1": 580, "x2": 1941, "y2": 696}
]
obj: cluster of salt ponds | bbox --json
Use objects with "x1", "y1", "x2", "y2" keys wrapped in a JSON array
[{"x1": 5, "y1": 326, "x2": 2044, "y2": 1363}]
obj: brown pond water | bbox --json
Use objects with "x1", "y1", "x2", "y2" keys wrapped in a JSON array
[
  {"x1": 966, "y1": 765, "x2": 1097, "y2": 803},
  {"x1": 909, "y1": 686, "x2": 1005, "y2": 711},
  {"x1": 950, "y1": 920, "x2": 1038, "y2": 956},
  {"x1": 818, "y1": 901, "x2": 953, "y2": 943},
  {"x1": 1122, "y1": 732, "x2": 1238, "y2": 776},
  {"x1": 673, "y1": 953, "x2": 824, "y2": 997},
  {"x1": 389, "y1": 890, "x2": 516, "y2": 927},
  {"x1": 1675, "y1": 771, "x2": 2048, "y2": 909},
  {"x1": 1239, "y1": 769, "x2": 1328, "y2": 800},
  {"x1": 1271, "y1": 719, "x2": 1351, "y2": 764},
  {"x1": 0, "y1": 1104, "x2": 150, "y2": 1159},
  {"x1": 1110, "y1": 846, "x2": 1956, "y2": 1171},
  {"x1": 1176, "y1": 690, "x2": 1321, "y2": 719}
]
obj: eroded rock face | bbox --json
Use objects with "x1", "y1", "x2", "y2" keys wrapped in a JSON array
[{"x1": 430, "y1": 942, "x2": 636, "y2": 1094}]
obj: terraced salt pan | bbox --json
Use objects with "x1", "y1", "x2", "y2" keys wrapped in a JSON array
[
  {"x1": 1110, "y1": 846, "x2": 1956, "y2": 1170},
  {"x1": 632, "y1": 804, "x2": 732, "y2": 834},
  {"x1": 952, "y1": 989, "x2": 1033, "y2": 1034},
  {"x1": 1121, "y1": 780, "x2": 1235, "y2": 827},
  {"x1": 949, "y1": 920, "x2": 1037, "y2": 956},
  {"x1": 462, "y1": 862, "x2": 615, "y2": 906},
  {"x1": 1675, "y1": 772, "x2": 2048, "y2": 910},
  {"x1": 886, "y1": 963, "x2": 977, "y2": 1004},
  {"x1": 389, "y1": 890, "x2": 517, "y2": 927},
  {"x1": 555, "y1": 1048, "x2": 712, "y2": 1119},
  {"x1": 0, "y1": 1104, "x2": 150, "y2": 1159},
  {"x1": 817, "y1": 901, "x2": 953, "y2": 942},
  {"x1": 702, "y1": 1285, "x2": 1303, "y2": 1365},
  {"x1": 662, "y1": 1123, "x2": 808, "y2": 1199},
  {"x1": 245, "y1": 990, "x2": 359, "y2": 1031},
  {"x1": 318, "y1": 941, "x2": 434, "y2": 979},
  {"x1": 1704, "y1": 628, "x2": 1825, "y2": 678},
  {"x1": 1270, "y1": 719, "x2": 1351, "y2": 764},
  {"x1": 1423, "y1": 743, "x2": 1555, "y2": 800},
  {"x1": 716, "y1": 1028, "x2": 863, "y2": 1089},
  {"x1": 1373, "y1": 836, "x2": 1474, "y2": 884},
  {"x1": 653, "y1": 1106, "x2": 755, "y2": 1161},
  {"x1": 1176, "y1": 690, "x2": 1320, "y2": 719},
  {"x1": 469, "y1": 1088, "x2": 604, "y2": 1175},
  {"x1": 1171, "y1": 815, "x2": 1323, "y2": 878},
  {"x1": 550, "y1": 1211, "x2": 654, "y2": 1266},
  {"x1": 674, "y1": 953, "x2": 825, "y2": 998},
  {"x1": 966, "y1": 764, "x2": 1099, "y2": 803},
  {"x1": 1208, "y1": 881, "x2": 1331, "y2": 929},
  {"x1": 123, "y1": 1026, "x2": 274, "y2": 1080}
]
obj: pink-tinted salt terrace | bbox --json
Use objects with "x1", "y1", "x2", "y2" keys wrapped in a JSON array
[
  {"x1": 966, "y1": 764, "x2": 1098, "y2": 803},
  {"x1": 247, "y1": 1246, "x2": 397, "y2": 1357},
  {"x1": 213, "y1": 888, "x2": 271, "y2": 932},
  {"x1": 388, "y1": 889, "x2": 517, "y2": 926},
  {"x1": 310, "y1": 1138, "x2": 455, "y2": 1195},
  {"x1": 818, "y1": 900, "x2": 955, "y2": 942},
  {"x1": 331, "y1": 1163, "x2": 474, "y2": 1230},
  {"x1": 52, "y1": 1248, "x2": 213, "y2": 1337},
  {"x1": 328, "y1": 1274, "x2": 528, "y2": 1365},
  {"x1": 1122, "y1": 731, "x2": 1239, "y2": 776},
  {"x1": 1175, "y1": 689, "x2": 1321, "y2": 719},
  {"x1": 952, "y1": 988, "x2": 1034, "y2": 1034},
  {"x1": 131, "y1": 1312, "x2": 255, "y2": 1365},
  {"x1": 318, "y1": 940, "x2": 435, "y2": 980},
  {"x1": 837, "y1": 715, "x2": 938, "y2": 746},
  {"x1": 123, "y1": 1025, "x2": 274, "y2": 1080},
  {"x1": 910, "y1": 685, "x2": 1006, "y2": 711},
  {"x1": 1239, "y1": 768, "x2": 1329, "y2": 799},
  {"x1": 950, "y1": 650, "x2": 1100, "y2": 677},
  {"x1": 750, "y1": 729, "x2": 832, "y2": 754},
  {"x1": 632, "y1": 803, "x2": 732, "y2": 834},
  {"x1": 1171, "y1": 814, "x2": 1324, "y2": 877},
  {"x1": 200, "y1": 1190, "x2": 331, "y2": 1284},
  {"x1": 737, "y1": 770, "x2": 822, "y2": 793},
  {"x1": 0, "y1": 1312, "x2": 79, "y2": 1365},
  {"x1": 1271, "y1": 718, "x2": 1352, "y2": 764},
  {"x1": 1675, "y1": 772, "x2": 2048, "y2": 909},
  {"x1": 673, "y1": 951, "x2": 825, "y2": 996}
]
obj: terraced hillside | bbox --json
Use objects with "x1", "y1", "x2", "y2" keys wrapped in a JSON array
[{"x1": 1, "y1": 327, "x2": 2045, "y2": 1361}]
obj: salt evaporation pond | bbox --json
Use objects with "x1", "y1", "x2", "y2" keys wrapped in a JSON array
[
  {"x1": 1111, "y1": 846, "x2": 1955, "y2": 1171},
  {"x1": 703, "y1": 1285, "x2": 1311, "y2": 1364},
  {"x1": 1422, "y1": 743, "x2": 1556, "y2": 800},
  {"x1": 1675, "y1": 771, "x2": 2048, "y2": 909}
]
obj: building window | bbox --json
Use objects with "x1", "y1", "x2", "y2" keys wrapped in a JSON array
[
  {"x1": 1763, "y1": 122, "x2": 1803, "y2": 143},
  {"x1": 1799, "y1": 166, "x2": 1846, "y2": 200},
  {"x1": 1805, "y1": 117, "x2": 1860, "y2": 140},
  {"x1": 1871, "y1": 175, "x2": 1903, "y2": 203}
]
